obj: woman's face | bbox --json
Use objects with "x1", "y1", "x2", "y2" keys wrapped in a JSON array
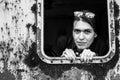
[{"x1": 73, "y1": 20, "x2": 96, "y2": 49}]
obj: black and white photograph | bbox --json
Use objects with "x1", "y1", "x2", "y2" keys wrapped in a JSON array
[{"x1": 0, "y1": 0, "x2": 120, "y2": 80}]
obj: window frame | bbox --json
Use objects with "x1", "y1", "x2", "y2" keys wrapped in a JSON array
[{"x1": 37, "y1": 0, "x2": 116, "y2": 64}]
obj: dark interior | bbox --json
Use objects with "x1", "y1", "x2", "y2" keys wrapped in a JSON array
[{"x1": 44, "y1": 0, "x2": 108, "y2": 56}]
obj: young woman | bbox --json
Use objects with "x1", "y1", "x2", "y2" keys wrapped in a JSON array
[{"x1": 51, "y1": 10, "x2": 108, "y2": 62}]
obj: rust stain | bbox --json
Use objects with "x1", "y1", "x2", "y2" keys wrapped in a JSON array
[
  {"x1": 105, "y1": 0, "x2": 120, "y2": 80},
  {"x1": 0, "y1": 0, "x2": 36, "y2": 80},
  {"x1": 0, "y1": 0, "x2": 120, "y2": 80}
]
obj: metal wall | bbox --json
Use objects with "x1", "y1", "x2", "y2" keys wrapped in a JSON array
[{"x1": 0, "y1": 0, "x2": 119, "y2": 80}]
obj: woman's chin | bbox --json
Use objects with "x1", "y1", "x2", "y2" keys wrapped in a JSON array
[{"x1": 77, "y1": 46, "x2": 86, "y2": 49}]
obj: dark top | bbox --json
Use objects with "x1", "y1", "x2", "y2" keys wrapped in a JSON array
[{"x1": 50, "y1": 36, "x2": 109, "y2": 57}]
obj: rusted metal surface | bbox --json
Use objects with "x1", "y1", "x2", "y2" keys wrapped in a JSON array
[
  {"x1": 0, "y1": 0, "x2": 37, "y2": 80},
  {"x1": 105, "y1": 0, "x2": 120, "y2": 80},
  {"x1": 0, "y1": 0, "x2": 119, "y2": 80}
]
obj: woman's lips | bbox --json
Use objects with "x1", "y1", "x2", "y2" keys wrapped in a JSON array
[{"x1": 77, "y1": 42, "x2": 87, "y2": 46}]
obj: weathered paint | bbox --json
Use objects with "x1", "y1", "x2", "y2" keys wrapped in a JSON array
[
  {"x1": 0, "y1": 0, "x2": 119, "y2": 80},
  {"x1": 0, "y1": 0, "x2": 36, "y2": 80},
  {"x1": 105, "y1": 0, "x2": 120, "y2": 80}
]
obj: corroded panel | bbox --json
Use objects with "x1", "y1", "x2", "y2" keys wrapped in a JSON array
[
  {"x1": 105, "y1": 0, "x2": 120, "y2": 80},
  {"x1": 0, "y1": 0, "x2": 119, "y2": 80},
  {"x1": 0, "y1": 0, "x2": 37, "y2": 80}
]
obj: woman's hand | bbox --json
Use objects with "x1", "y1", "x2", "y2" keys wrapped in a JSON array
[
  {"x1": 80, "y1": 49, "x2": 96, "y2": 62},
  {"x1": 61, "y1": 48, "x2": 76, "y2": 60},
  {"x1": 61, "y1": 48, "x2": 96, "y2": 62}
]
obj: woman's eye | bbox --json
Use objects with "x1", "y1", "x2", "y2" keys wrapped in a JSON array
[
  {"x1": 74, "y1": 29, "x2": 80, "y2": 34},
  {"x1": 84, "y1": 30, "x2": 91, "y2": 34}
]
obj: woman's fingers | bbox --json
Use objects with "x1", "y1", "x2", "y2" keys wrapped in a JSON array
[
  {"x1": 80, "y1": 49, "x2": 96, "y2": 62},
  {"x1": 62, "y1": 48, "x2": 76, "y2": 60},
  {"x1": 62, "y1": 48, "x2": 96, "y2": 62},
  {"x1": 69, "y1": 49, "x2": 76, "y2": 59}
]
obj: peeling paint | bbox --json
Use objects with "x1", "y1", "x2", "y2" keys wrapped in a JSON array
[
  {"x1": 0, "y1": 0, "x2": 36, "y2": 80},
  {"x1": 0, "y1": 0, "x2": 120, "y2": 80},
  {"x1": 105, "y1": 0, "x2": 120, "y2": 80},
  {"x1": 57, "y1": 67, "x2": 94, "y2": 80}
]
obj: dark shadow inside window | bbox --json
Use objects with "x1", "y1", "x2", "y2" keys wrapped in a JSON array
[{"x1": 44, "y1": 0, "x2": 109, "y2": 57}]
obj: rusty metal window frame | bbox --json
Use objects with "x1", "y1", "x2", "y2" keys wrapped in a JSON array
[{"x1": 37, "y1": 0, "x2": 116, "y2": 64}]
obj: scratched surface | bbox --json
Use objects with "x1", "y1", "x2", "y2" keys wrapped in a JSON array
[{"x1": 0, "y1": 0, "x2": 120, "y2": 80}]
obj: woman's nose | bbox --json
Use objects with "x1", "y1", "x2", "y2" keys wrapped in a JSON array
[{"x1": 79, "y1": 32, "x2": 84, "y2": 40}]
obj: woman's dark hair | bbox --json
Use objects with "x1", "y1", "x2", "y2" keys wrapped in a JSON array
[{"x1": 74, "y1": 10, "x2": 96, "y2": 33}]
